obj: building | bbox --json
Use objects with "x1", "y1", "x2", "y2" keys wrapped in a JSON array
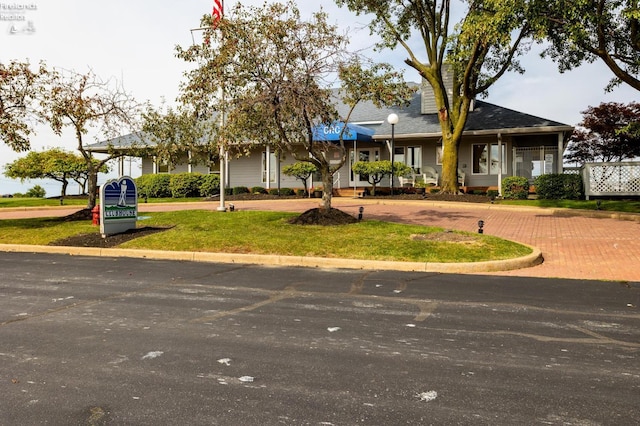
[{"x1": 88, "y1": 82, "x2": 574, "y2": 195}]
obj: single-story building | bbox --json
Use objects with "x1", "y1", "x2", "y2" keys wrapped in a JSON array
[{"x1": 88, "y1": 81, "x2": 574, "y2": 195}]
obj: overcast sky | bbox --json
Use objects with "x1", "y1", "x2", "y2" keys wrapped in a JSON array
[{"x1": 1, "y1": 0, "x2": 637, "y2": 194}]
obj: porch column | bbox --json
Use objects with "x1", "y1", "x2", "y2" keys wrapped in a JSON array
[
  {"x1": 497, "y1": 133, "x2": 503, "y2": 196},
  {"x1": 557, "y1": 133, "x2": 564, "y2": 173},
  {"x1": 265, "y1": 145, "x2": 271, "y2": 190}
]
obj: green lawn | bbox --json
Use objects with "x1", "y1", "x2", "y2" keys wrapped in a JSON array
[{"x1": 0, "y1": 210, "x2": 532, "y2": 263}]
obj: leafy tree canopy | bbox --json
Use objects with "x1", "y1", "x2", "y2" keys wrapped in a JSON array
[
  {"x1": 176, "y1": 1, "x2": 413, "y2": 209},
  {"x1": 531, "y1": 0, "x2": 640, "y2": 91},
  {"x1": 0, "y1": 60, "x2": 48, "y2": 151},
  {"x1": 335, "y1": 0, "x2": 538, "y2": 193}
]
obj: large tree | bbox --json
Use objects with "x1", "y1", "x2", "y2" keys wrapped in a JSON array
[
  {"x1": 176, "y1": 1, "x2": 413, "y2": 210},
  {"x1": 532, "y1": 0, "x2": 640, "y2": 91},
  {"x1": 336, "y1": 0, "x2": 537, "y2": 194},
  {"x1": 39, "y1": 68, "x2": 140, "y2": 209},
  {"x1": 565, "y1": 101, "x2": 640, "y2": 164},
  {"x1": 0, "y1": 60, "x2": 48, "y2": 151},
  {"x1": 4, "y1": 148, "x2": 107, "y2": 198}
]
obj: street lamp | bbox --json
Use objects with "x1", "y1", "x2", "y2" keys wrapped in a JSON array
[{"x1": 387, "y1": 113, "x2": 399, "y2": 196}]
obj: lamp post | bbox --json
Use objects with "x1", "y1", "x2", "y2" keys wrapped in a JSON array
[{"x1": 387, "y1": 113, "x2": 399, "y2": 196}]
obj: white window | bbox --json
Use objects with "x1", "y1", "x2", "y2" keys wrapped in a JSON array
[
  {"x1": 472, "y1": 143, "x2": 506, "y2": 175},
  {"x1": 350, "y1": 148, "x2": 380, "y2": 183},
  {"x1": 406, "y1": 146, "x2": 422, "y2": 173}
]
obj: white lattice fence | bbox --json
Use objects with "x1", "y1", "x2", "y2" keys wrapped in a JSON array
[{"x1": 583, "y1": 162, "x2": 640, "y2": 199}]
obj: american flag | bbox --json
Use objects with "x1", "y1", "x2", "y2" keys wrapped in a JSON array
[{"x1": 212, "y1": 0, "x2": 223, "y2": 28}]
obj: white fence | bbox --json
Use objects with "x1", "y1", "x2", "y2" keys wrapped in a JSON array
[{"x1": 581, "y1": 162, "x2": 640, "y2": 199}]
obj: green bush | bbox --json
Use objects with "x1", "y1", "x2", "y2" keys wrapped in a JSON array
[
  {"x1": 280, "y1": 188, "x2": 294, "y2": 196},
  {"x1": 502, "y1": 176, "x2": 530, "y2": 200},
  {"x1": 472, "y1": 190, "x2": 486, "y2": 196},
  {"x1": 136, "y1": 174, "x2": 171, "y2": 198},
  {"x1": 200, "y1": 174, "x2": 220, "y2": 197},
  {"x1": 232, "y1": 186, "x2": 250, "y2": 195},
  {"x1": 268, "y1": 188, "x2": 280, "y2": 195},
  {"x1": 169, "y1": 173, "x2": 203, "y2": 198},
  {"x1": 26, "y1": 185, "x2": 46, "y2": 198},
  {"x1": 296, "y1": 189, "x2": 306, "y2": 196},
  {"x1": 534, "y1": 174, "x2": 584, "y2": 200},
  {"x1": 487, "y1": 189, "x2": 499, "y2": 199},
  {"x1": 251, "y1": 186, "x2": 267, "y2": 194}
]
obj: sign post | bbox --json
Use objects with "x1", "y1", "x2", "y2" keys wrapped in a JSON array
[{"x1": 99, "y1": 176, "x2": 138, "y2": 237}]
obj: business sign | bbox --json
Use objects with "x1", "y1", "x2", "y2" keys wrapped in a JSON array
[
  {"x1": 99, "y1": 176, "x2": 137, "y2": 236},
  {"x1": 312, "y1": 122, "x2": 374, "y2": 142}
]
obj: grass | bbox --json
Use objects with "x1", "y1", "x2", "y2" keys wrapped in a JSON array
[
  {"x1": 0, "y1": 210, "x2": 532, "y2": 263},
  {"x1": 496, "y1": 198, "x2": 640, "y2": 213}
]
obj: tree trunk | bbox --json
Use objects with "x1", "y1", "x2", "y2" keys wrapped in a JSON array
[
  {"x1": 320, "y1": 165, "x2": 333, "y2": 211},
  {"x1": 439, "y1": 133, "x2": 461, "y2": 194},
  {"x1": 60, "y1": 179, "x2": 68, "y2": 198},
  {"x1": 86, "y1": 167, "x2": 98, "y2": 209}
]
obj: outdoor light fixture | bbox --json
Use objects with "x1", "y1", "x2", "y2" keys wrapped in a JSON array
[
  {"x1": 596, "y1": 199, "x2": 602, "y2": 210},
  {"x1": 229, "y1": 203, "x2": 235, "y2": 212},
  {"x1": 387, "y1": 113, "x2": 399, "y2": 196},
  {"x1": 358, "y1": 206, "x2": 364, "y2": 221},
  {"x1": 477, "y1": 220, "x2": 485, "y2": 234}
]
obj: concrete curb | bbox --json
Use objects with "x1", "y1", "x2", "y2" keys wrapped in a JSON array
[{"x1": 0, "y1": 243, "x2": 543, "y2": 274}]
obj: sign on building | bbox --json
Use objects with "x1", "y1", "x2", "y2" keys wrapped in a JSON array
[{"x1": 99, "y1": 176, "x2": 137, "y2": 237}]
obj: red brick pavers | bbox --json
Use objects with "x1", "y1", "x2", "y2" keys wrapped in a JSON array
[
  {"x1": 229, "y1": 198, "x2": 640, "y2": 283},
  {"x1": 2, "y1": 199, "x2": 639, "y2": 282}
]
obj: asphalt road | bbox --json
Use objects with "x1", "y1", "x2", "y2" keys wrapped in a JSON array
[{"x1": 1, "y1": 252, "x2": 639, "y2": 425}]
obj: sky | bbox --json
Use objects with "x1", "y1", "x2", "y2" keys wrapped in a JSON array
[{"x1": 1, "y1": 0, "x2": 637, "y2": 196}]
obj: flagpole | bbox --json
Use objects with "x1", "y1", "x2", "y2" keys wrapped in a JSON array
[{"x1": 215, "y1": 0, "x2": 226, "y2": 212}]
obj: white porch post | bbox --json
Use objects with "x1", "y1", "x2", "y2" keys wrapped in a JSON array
[
  {"x1": 557, "y1": 132, "x2": 564, "y2": 173},
  {"x1": 265, "y1": 145, "x2": 271, "y2": 190},
  {"x1": 497, "y1": 133, "x2": 503, "y2": 196}
]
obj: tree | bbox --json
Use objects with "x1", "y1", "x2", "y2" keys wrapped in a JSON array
[
  {"x1": 336, "y1": 0, "x2": 538, "y2": 193},
  {"x1": 532, "y1": 0, "x2": 640, "y2": 91},
  {"x1": 565, "y1": 101, "x2": 640, "y2": 164},
  {"x1": 4, "y1": 148, "x2": 95, "y2": 198},
  {"x1": 39, "y1": 68, "x2": 140, "y2": 209},
  {"x1": 177, "y1": 1, "x2": 413, "y2": 211},
  {"x1": 282, "y1": 162, "x2": 317, "y2": 195},
  {"x1": 0, "y1": 60, "x2": 48, "y2": 151},
  {"x1": 352, "y1": 160, "x2": 411, "y2": 195},
  {"x1": 25, "y1": 185, "x2": 46, "y2": 198}
]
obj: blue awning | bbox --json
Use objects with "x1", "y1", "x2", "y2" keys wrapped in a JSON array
[{"x1": 312, "y1": 122, "x2": 375, "y2": 142}]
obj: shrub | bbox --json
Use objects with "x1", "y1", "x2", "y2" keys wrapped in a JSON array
[
  {"x1": 502, "y1": 176, "x2": 530, "y2": 200},
  {"x1": 251, "y1": 186, "x2": 267, "y2": 194},
  {"x1": 232, "y1": 186, "x2": 250, "y2": 195},
  {"x1": 169, "y1": 173, "x2": 203, "y2": 198},
  {"x1": 26, "y1": 185, "x2": 46, "y2": 198},
  {"x1": 487, "y1": 189, "x2": 499, "y2": 199},
  {"x1": 472, "y1": 190, "x2": 486, "y2": 196},
  {"x1": 296, "y1": 189, "x2": 306, "y2": 196},
  {"x1": 534, "y1": 174, "x2": 584, "y2": 200},
  {"x1": 268, "y1": 188, "x2": 280, "y2": 196},
  {"x1": 280, "y1": 188, "x2": 294, "y2": 196},
  {"x1": 135, "y1": 174, "x2": 171, "y2": 198},
  {"x1": 430, "y1": 188, "x2": 440, "y2": 194},
  {"x1": 200, "y1": 174, "x2": 220, "y2": 197}
]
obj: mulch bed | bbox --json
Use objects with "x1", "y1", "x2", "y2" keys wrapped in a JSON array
[{"x1": 49, "y1": 226, "x2": 174, "y2": 248}]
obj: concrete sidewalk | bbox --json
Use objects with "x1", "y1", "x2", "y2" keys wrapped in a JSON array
[{"x1": 1, "y1": 198, "x2": 639, "y2": 282}]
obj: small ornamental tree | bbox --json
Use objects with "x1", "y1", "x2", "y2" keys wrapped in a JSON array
[
  {"x1": 352, "y1": 160, "x2": 411, "y2": 195},
  {"x1": 565, "y1": 102, "x2": 640, "y2": 164},
  {"x1": 282, "y1": 162, "x2": 317, "y2": 195}
]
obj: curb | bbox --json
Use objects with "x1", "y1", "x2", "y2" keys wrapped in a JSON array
[{"x1": 0, "y1": 243, "x2": 543, "y2": 274}]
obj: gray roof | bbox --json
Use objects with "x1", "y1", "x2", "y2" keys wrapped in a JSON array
[
  {"x1": 89, "y1": 86, "x2": 573, "y2": 152},
  {"x1": 340, "y1": 91, "x2": 573, "y2": 140}
]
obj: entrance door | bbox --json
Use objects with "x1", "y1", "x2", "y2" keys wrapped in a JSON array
[{"x1": 350, "y1": 148, "x2": 380, "y2": 186}]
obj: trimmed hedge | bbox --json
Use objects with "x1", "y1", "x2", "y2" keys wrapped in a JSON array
[
  {"x1": 534, "y1": 174, "x2": 584, "y2": 200},
  {"x1": 135, "y1": 174, "x2": 172, "y2": 198},
  {"x1": 169, "y1": 173, "x2": 204, "y2": 198},
  {"x1": 200, "y1": 174, "x2": 220, "y2": 197},
  {"x1": 502, "y1": 176, "x2": 529, "y2": 200}
]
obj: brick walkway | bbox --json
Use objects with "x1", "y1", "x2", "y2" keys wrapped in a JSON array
[
  {"x1": 2, "y1": 199, "x2": 639, "y2": 282},
  {"x1": 228, "y1": 198, "x2": 640, "y2": 283}
]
